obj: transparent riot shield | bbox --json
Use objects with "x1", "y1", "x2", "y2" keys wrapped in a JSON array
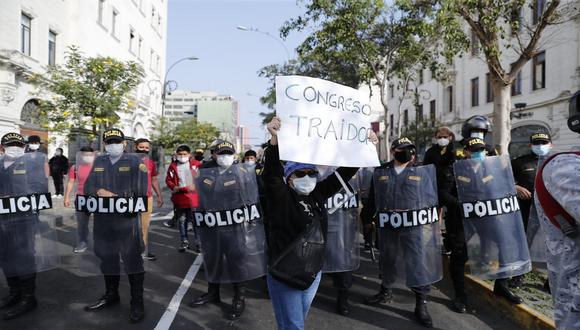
[
  {"x1": 526, "y1": 202, "x2": 547, "y2": 267},
  {"x1": 62, "y1": 152, "x2": 148, "y2": 276},
  {"x1": 0, "y1": 153, "x2": 60, "y2": 277},
  {"x1": 373, "y1": 164, "x2": 442, "y2": 288},
  {"x1": 319, "y1": 168, "x2": 360, "y2": 273},
  {"x1": 194, "y1": 164, "x2": 267, "y2": 283},
  {"x1": 453, "y1": 155, "x2": 531, "y2": 280}
]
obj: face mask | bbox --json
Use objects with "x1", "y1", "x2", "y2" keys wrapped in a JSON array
[
  {"x1": 471, "y1": 150, "x2": 486, "y2": 162},
  {"x1": 55, "y1": 151, "x2": 62, "y2": 156},
  {"x1": 245, "y1": 160, "x2": 256, "y2": 167},
  {"x1": 394, "y1": 149, "x2": 413, "y2": 163},
  {"x1": 105, "y1": 143, "x2": 124, "y2": 157},
  {"x1": 29, "y1": 144, "x2": 40, "y2": 151},
  {"x1": 292, "y1": 176, "x2": 317, "y2": 195},
  {"x1": 4, "y1": 146, "x2": 25, "y2": 159},
  {"x1": 532, "y1": 144, "x2": 552, "y2": 157},
  {"x1": 217, "y1": 154, "x2": 234, "y2": 167},
  {"x1": 178, "y1": 156, "x2": 190, "y2": 163},
  {"x1": 437, "y1": 138, "x2": 450, "y2": 147},
  {"x1": 470, "y1": 132, "x2": 485, "y2": 139},
  {"x1": 82, "y1": 155, "x2": 95, "y2": 163},
  {"x1": 194, "y1": 155, "x2": 204, "y2": 161}
]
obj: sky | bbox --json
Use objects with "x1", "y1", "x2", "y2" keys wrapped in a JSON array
[{"x1": 166, "y1": 0, "x2": 308, "y2": 147}]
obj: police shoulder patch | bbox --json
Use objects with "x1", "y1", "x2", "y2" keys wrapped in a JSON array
[
  {"x1": 457, "y1": 176, "x2": 471, "y2": 183},
  {"x1": 455, "y1": 149, "x2": 465, "y2": 158},
  {"x1": 139, "y1": 163, "x2": 148, "y2": 173},
  {"x1": 203, "y1": 178, "x2": 213, "y2": 186}
]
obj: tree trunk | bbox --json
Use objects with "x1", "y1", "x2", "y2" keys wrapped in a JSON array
[{"x1": 491, "y1": 81, "x2": 512, "y2": 155}]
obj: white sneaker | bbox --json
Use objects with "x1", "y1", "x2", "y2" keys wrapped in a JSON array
[{"x1": 52, "y1": 194, "x2": 58, "y2": 198}]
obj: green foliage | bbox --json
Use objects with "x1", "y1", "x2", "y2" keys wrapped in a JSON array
[
  {"x1": 29, "y1": 46, "x2": 144, "y2": 136},
  {"x1": 152, "y1": 117, "x2": 220, "y2": 153},
  {"x1": 404, "y1": 118, "x2": 441, "y2": 157}
]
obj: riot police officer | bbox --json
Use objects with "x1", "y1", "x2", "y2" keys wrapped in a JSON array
[
  {"x1": 189, "y1": 141, "x2": 267, "y2": 320},
  {"x1": 82, "y1": 129, "x2": 148, "y2": 323},
  {"x1": 0, "y1": 132, "x2": 52, "y2": 320},
  {"x1": 459, "y1": 115, "x2": 497, "y2": 157},
  {"x1": 362, "y1": 137, "x2": 442, "y2": 328}
]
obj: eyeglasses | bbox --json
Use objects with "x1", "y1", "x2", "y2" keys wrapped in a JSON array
[{"x1": 294, "y1": 171, "x2": 318, "y2": 178}]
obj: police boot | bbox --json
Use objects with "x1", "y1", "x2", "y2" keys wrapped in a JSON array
[
  {"x1": 493, "y1": 279, "x2": 523, "y2": 304},
  {"x1": 452, "y1": 295, "x2": 467, "y2": 314},
  {"x1": 3, "y1": 275, "x2": 37, "y2": 320},
  {"x1": 84, "y1": 275, "x2": 121, "y2": 311},
  {"x1": 336, "y1": 289, "x2": 350, "y2": 316},
  {"x1": 128, "y1": 272, "x2": 145, "y2": 323},
  {"x1": 228, "y1": 283, "x2": 246, "y2": 320},
  {"x1": 364, "y1": 286, "x2": 393, "y2": 305},
  {"x1": 509, "y1": 275, "x2": 524, "y2": 289},
  {"x1": 189, "y1": 283, "x2": 220, "y2": 307},
  {"x1": 414, "y1": 293, "x2": 433, "y2": 328},
  {"x1": 0, "y1": 277, "x2": 21, "y2": 309}
]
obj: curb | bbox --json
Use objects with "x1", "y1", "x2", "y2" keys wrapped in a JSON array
[{"x1": 442, "y1": 257, "x2": 555, "y2": 330}]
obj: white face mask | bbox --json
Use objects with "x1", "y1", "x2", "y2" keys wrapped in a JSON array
[
  {"x1": 55, "y1": 151, "x2": 62, "y2": 156},
  {"x1": 178, "y1": 156, "x2": 190, "y2": 164},
  {"x1": 29, "y1": 144, "x2": 40, "y2": 151},
  {"x1": 4, "y1": 146, "x2": 25, "y2": 159},
  {"x1": 105, "y1": 143, "x2": 124, "y2": 157},
  {"x1": 82, "y1": 155, "x2": 95, "y2": 163},
  {"x1": 470, "y1": 132, "x2": 485, "y2": 139},
  {"x1": 217, "y1": 154, "x2": 234, "y2": 167},
  {"x1": 292, "y1": 176, "x2": 317, "y2": 195},
  {"x1": 437, "y1": 138, "x2": 450, "y2": 147},
  {"x1": 245, "y1": 160, "x2": 256, "y2": 167}
]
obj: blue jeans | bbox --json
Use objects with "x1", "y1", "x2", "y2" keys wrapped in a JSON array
[
  {"x1": 175, "y1": 208, "x2": 193, "y2": 242},
  {"x1": 267, "y1": 271, "x2": 321, "y2": 330}
]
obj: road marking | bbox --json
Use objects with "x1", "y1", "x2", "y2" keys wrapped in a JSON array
[
  {"x1": 154, "y1": 254, "x2": 203, "y2": 330},
  {"x1": 150, "y1": 211, "x2": 174, "y2": 222}
]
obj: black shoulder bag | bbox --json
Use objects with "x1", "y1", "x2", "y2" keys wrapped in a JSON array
[{"x1": 268, "y1": 218, "x2": 326, "y2": 290}]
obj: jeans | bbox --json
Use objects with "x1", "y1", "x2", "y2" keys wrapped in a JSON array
[
  {"x1": 267, "y1": 271, "x2": 321, "y2": 330},
  {"x1": 175, "y1": 208, "x2": 193, "y2": 242},
  {"x1": 76, "y1": 211, "x2": 90, "y2": 243}
]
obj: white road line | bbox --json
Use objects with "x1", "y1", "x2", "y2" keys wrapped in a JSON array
[
  {"x1": 154, "y1": 254, "x2": 203, "y2": 330},
  {"x1": 150, "y1": 211, "x2": 175, "y2": 222}
]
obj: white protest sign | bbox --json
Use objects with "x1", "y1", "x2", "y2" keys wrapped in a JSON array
[{"x1": 275, "y1": 75, "x2": 380, "y2": 167}]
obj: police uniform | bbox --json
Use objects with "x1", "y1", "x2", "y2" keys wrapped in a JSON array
[
  {"x1": 0, "y1": 133, "x2": 49, "y2": 320},
  {"x1": 82, "y1": 129, "x2": 148, "y2": 323},
  {"x1": 511, "y1": 133, "x2": 551, "y2": 230}
]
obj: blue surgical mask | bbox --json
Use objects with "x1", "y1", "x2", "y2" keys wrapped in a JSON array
[
  {"x1": 531, "y1": 144, "x2": 552, "y2": 157},
  {"x1": 471, "y1": 150, "x2": 486, "y2": 162}
]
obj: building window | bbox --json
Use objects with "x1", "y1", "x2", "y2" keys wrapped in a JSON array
[
  {"x1": 486, "y1": 73, "x2": 494, "y2": 103},
  {"x1": 21, "y1": 13, "x2": 32, "y2": 55},
  {"x1": 532, "y1": 51, "x2": 546, "y2": 90},
  {"x1": 417, "y1": 104, "x2": 423, "y2": 121},
  {"x1": 129, "y1": 28, "x2": 135, "y2": 53},
  {"x1": 98, "y1": 0, "x2": 105, "y2": 24},
  {"x1": 48, "y1": 31, "x2": 57, "y2": 65},
  {"x1": 511, "y1": 71, "x2": 522, "y2": 96},
  {"x1": 388, "y1": 84, "x2": 394, "y2": 99},
  {"x1": 404, "y1": 109, "x2": 409, "y2": 128},
  {"x1": 533, "y1": 0, "x2": 545, "y2": 25},
  {"x1": 137, "y1": 36, "x2": 143, "y2": 59},
  {"x1": 390, "y1": 114, "x2": 394, "y2": 136},
  {"x1": 430, "y1": 100, "x2": 436, "y2": 123},
  {"x1": 446, "y1": 86, "x2": 453, "y2": 113},
  {"x1": 471, "y1": 77, "x2": 479, "y2": 107},
  {"x1": 470, "y1": 29, "x2": 480, "y2": 56},
  {"x1": 111, "y1": 9, "x2": 118, "y2": 37}
]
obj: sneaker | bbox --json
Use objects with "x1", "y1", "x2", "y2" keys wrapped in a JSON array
[
  {"x1": 178, "y1": 240, "x2": 189, "y2": 253},
  {"x1": 191, "y1": 244, "x2": 201, "y2": 253},
  {"x1": 57, "y1": 194, "x2": 63, "y2": 199},
  {"x1": 142, "y1": 253, "x2": 157, "y2": 261},
  {"x1": 52, "y1": 194, "x2": 59, "y2": 198},
  {"x1": 163, "y1": 219, "x2": 175, "y2": 228},
  {"x1": 73, "y1": 242, "x2": 88, "y2": 253}
]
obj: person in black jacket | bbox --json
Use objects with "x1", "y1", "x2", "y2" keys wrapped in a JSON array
[
  {"x1": 49, "y1": 148, "x2": 69, "y2": 198},
  {"x1": 262, "y1": 116, "x2": 361, "y2": 330}
]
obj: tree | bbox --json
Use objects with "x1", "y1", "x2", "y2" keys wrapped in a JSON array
[
  {"x1": 280, "y1": 0, "x2": 452, "y2": 159},
  {"x1": 29, "y1": 46, "x2": 144, "y2": 138},
  {"x1": 404, "y1": 118, "x2": 441, "y2": 160},
  {"x1": 152, "y1": 117, "x2": 220, "y2": 154},
  {"x1": 423, "y1": 0, "x2": 577, "y2": 153}
]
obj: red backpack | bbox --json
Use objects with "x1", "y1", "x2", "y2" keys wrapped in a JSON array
[{"x1": 534, "y1": 152, "x2": 580, "y2": 238}]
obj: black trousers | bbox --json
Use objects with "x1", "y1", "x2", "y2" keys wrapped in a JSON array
[
  {"x1": 440, "y1": 191, "x2": 468, "y2": 298},
  {"x1": 93, "y1": 217, "x2": 144, "y2": 275},
  {"x1": 327, "y1": 271, "x2": 353, "y2": 290},
  {"x1": 52, "y1": 173, "x2": 64, "y2": 195}
]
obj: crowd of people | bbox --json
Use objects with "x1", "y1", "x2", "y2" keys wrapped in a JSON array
[{"x1": 0, "y1": 104, "x2": 578, "y2": 330}]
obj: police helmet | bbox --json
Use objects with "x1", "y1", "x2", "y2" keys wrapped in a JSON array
[
  {"x1": 461, "y1": 115, "x2": 491, "y2": 138},
  {"x1": 568, "y1": 90, "x2": 580, "y2": 133}
]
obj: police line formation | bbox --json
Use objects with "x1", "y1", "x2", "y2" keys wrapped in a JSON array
[{"x1": 0, "y1": 101, "x2": 579, "y2": 330}]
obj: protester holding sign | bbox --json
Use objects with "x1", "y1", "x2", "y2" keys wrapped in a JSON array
[
  {"x1": 263, "y1": 116, "x2": 368, "y2": 330},
  {"x1": 361, "y1": 137, "x2": 442, "y2": 328}
]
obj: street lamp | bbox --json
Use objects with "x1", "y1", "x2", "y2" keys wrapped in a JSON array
[
  {"x1": 161, "y1": 56, "x2": 199, "y2": 119},
  {"x1": 236, "y1": 25, "x2": 291, "y2": 61}
]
